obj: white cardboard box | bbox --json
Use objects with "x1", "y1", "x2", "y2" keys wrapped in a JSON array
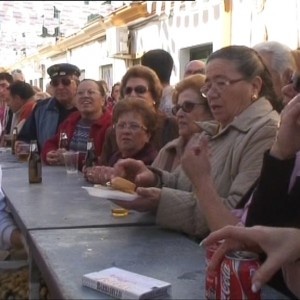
[{"x1": 82, "y1": 267, "x2": 172, "y2": 299}]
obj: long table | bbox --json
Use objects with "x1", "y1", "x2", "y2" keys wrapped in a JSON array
[{"x1": 2, "y1": 166, "x2": 155, "y2": 233}]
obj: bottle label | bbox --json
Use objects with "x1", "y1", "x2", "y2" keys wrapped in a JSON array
[{"x1": 87, "y1": 142, "x2": 92, "y2": 151}]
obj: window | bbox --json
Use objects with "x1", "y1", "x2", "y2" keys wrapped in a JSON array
[
  {"x1": 189, "y1": 43, "x2": 212, "y2": 61},
  {"x1": 39, "y1": 78, "x2": 43, "y2": 90},
  {"x1": 100, "y1": 65, "x2": 113, "y2": 91}
]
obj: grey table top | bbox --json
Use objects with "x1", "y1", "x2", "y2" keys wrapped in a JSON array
[
  {"x1": 2, "y1": 166, "x2": 155, "y2": 232},
  {"x1": 28, "y1": 226, "x2": 289, "y2": 300},
  {"x1": 0, "y1": 147, "x2": 27, "y2": 169},
  {"x1": 28, "y1": 226, "x2": 205, "y2": 299}
]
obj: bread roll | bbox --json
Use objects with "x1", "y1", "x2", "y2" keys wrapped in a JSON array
[{"x1": 111, "y1": 177, "x2": 136, "y2": 194}]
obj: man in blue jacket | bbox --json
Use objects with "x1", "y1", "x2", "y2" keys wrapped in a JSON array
[{"x1": 16, "y1": 63, "x2": 80, "y2": 152}]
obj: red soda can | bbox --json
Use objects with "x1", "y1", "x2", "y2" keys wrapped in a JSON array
[
  {"x1": 205, "y1": 243, "x2": 221, "y2": 299},
  {"x1": 220, "y1": 251, "x2": 261, "y2": 300}
]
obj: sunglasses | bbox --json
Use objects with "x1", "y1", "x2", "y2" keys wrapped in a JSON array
[
  {"x1": 290, "y1": 74, "x2": 300, "y2": 92},
  {"x1": 50, "y1": 78, "x2": 72, "y2": 87},
  {"x1": 172, "y1": 101, "x2": 206, "y2": 115},
  {"x1": 124, "y1": 85, "x2": 148, "y2": 95}
]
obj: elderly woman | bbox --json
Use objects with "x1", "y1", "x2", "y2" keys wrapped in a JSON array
[
  {"x1": 180, "y1": 54, "x2": 300, "y2": 298},
  {"x1": 84, "y1": 98, "x2": 157, "y2": 184},
  {"x1": 151, "y1": 74, "x2": 213, "y2": 172},
  {"x1": 202, "y1": 50, "x2": 300, "y2": 231},
  {"x1": 99, "y1": 65, "x2": 178, "y2": 165},
  {"x1": 109, "y1": 45, "x2": 280, "y2": 239},
  {"x1": 85, "y1": 98, "x2": 157, "y2": 184},
  {"x1": 42, "y1": 79, "x2": 112, "y2": 171}
]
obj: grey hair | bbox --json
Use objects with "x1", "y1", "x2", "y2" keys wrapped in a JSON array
[{"x1": 253, "y1": 41, "x2": 295, "y2": 77}]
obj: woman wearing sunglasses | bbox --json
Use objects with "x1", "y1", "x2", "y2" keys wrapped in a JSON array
[
  {"x1": 151, "y1": 74, "x2": 213, "y2": 172},
  {"x1": 42, "y1": 79, "x2": 112, "y2": 171},
  {"x1": 84, "y1": 98, "x2": 157, "y2": 184},
  {"x1": 99, "y1": 65, "x2": 179, "y2": 166}
]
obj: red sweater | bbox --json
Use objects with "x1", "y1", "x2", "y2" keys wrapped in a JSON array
[{"x1": 42, "y1": 111, "x2": 112, "y2": 170}]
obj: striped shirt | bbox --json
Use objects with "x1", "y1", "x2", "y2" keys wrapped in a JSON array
[{"x1": 69, "y1": 120, "x2": 91, "y2": 155}]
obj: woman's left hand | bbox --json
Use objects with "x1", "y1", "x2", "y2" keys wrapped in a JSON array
[{"x1": 113, "y1": 187, "x2": 161, "y2": 212}]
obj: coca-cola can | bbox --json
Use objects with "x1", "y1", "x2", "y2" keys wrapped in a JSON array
[
  {"x1": 205, "y1": 243, "x2": 222, "y2": 299},
  {"x1": 220, "y1": 251, "x2": 261, "y2": 300}
]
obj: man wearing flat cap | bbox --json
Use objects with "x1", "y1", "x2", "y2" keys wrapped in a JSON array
[{"x1": 16, "y1": 63, "x2": 80, "y2": 152}]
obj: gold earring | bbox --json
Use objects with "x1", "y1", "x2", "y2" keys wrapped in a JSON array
[{"x1": 251, "y1": 94, "x2": 258, "y2": 102}]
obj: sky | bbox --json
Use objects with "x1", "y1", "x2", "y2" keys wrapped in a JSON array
[{"x1": 0, "y1": 1, "x2": 124, "y2": 67}]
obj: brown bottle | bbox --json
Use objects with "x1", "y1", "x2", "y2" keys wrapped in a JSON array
[
  {"x1": 59, "y1": 132, "x2": 68, "y2": 149},
  {"x1": 84, "y1": 138, "x2": 98, "y2": 168},
  {"x1": 28, "y1": 140, "x2": 42, "y2": 184},
  {"x1": 11, "y1": 127, "x2": 18, "y2": 155}
]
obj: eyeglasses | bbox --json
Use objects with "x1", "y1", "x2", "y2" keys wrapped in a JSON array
[
  {"x1": 114, "y1": 122, "x2": 147, "y2": 132},
  {"x1": 172, "y1": 101, "x2": 206, "y2": 115},
  {"x1": 50, "y1": 78, "x2": 72, "y2": 87},
  {"x1": 201, "y1": 78, "x2": 245, "y2": 98},
  {"x1": 124, "y1": 85, "x2": 148, "y2": 95},
  {"x1": 289, "y1": 73, "x2": 300, "y2": 93}
]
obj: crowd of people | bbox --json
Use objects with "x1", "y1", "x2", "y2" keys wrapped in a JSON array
[{"x1": 1, "y1": 41, "x2": 300, "y2": 298}]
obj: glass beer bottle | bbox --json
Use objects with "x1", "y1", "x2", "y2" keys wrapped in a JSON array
[
  {"x1": 11, "y1": 127, "x2": 18, "y2": 155},
  {"x1": 28, "y1": 140, "x2": 42, "y2": 184},
  {"x1": 84, "y1": 138, "x2": 98, "y2": 168},
  {"x1": 59, "y1": 132, "x2": 68, "y2": 149}
]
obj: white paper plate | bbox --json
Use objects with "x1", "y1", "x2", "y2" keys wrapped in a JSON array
[{"x1": 82, "y1": 185, "x2": 138, "y2": 201}]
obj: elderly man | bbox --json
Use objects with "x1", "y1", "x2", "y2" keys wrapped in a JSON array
[
  {"x1": 16, "y1": 63, "x2": 80, "y2": 151},
  {"x1": 11, "y1": 69, "x2": 25, "y2": 82},
  {"x1": 253, "y1": 41, "x2": 296, "y2": 112},
  {"x1": 0, "y1": 72, "x2": 14, "y2": 144},
  {"x1": 7, "y1": 81, "x2": 36, "y2": 133},
  {"x1": 183, "y1": 60, "x2": 206, "y2": 78}
]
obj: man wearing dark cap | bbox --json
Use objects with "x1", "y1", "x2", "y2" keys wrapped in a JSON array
[
  {"x1": 16, "y1": 63, "x2": 80, "y2": 152},
  {"x1": 141, "y1": 49, "x2": 174, "y2": 116}
]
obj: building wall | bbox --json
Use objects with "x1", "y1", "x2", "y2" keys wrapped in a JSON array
[
  {"x1": 131, "y1": 1, "x2": 227, "y2": 85},
  {"x1": 12, "y1": 0, "x2": 300, "y2": 89},
  {"x1": 230, "y1": 0, "x2": 300, "y2": 48}
]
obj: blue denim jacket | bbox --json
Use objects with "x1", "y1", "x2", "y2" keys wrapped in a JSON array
[{"x1": 18, "y1": 97, "x2": 76, "y2": 150}]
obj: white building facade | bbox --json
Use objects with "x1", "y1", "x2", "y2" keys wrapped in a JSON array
[{"x1": 8, "y1": 0, "x2": 300, "y2": 90}]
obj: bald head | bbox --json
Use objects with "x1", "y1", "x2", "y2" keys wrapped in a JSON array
[{"x1": 184, "y1": 60, "x2": 206, "y2": 78}]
